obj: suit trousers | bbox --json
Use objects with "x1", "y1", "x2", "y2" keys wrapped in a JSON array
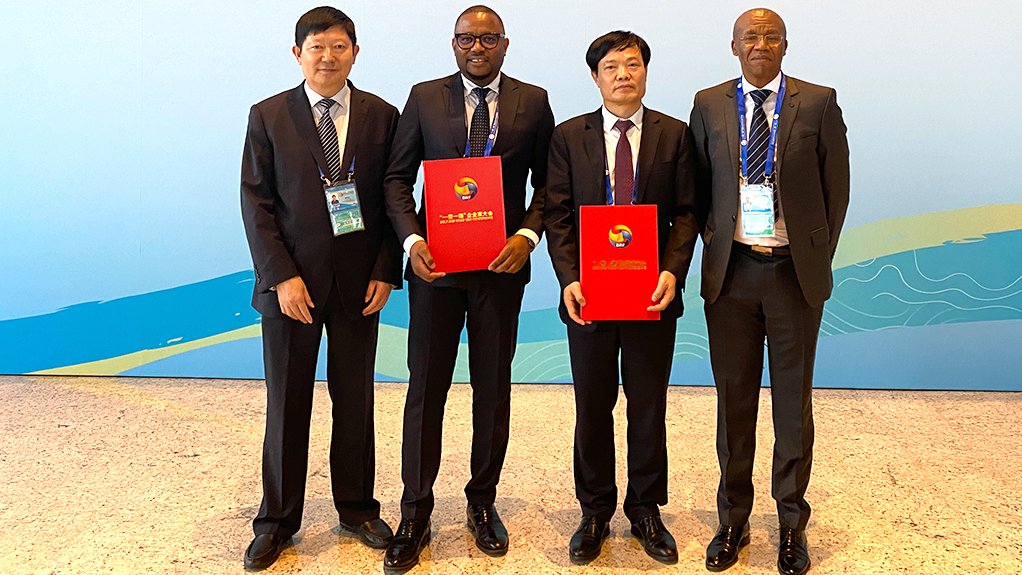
[
  {"x1": 567, "y1": 317, "x2": 677, "y2": 523},
  {"x1": 254, "y1": 281, "x2": 381, "y2": 537},
  {"x1": 705, "y1": 246, "x2": 823, "y2": 531},
  {"x1": 400, "y1": 275, "x2": 525, "y2": 520}
]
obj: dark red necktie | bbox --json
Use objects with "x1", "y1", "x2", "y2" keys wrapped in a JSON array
[{"x1": 613, "y1": 119, "x2": 634, "y2": 205}]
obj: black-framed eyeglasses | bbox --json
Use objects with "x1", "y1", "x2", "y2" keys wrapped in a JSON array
[{"x1": 454, "y1": 33, "x2": 504, "y2": 50}]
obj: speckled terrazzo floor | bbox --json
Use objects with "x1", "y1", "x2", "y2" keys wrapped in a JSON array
[{"x1": 1, "y1": 375, "x2": 1019, "y2": 574}]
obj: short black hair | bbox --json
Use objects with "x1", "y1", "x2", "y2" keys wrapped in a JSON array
[
  {"x1": 455, "y1": 4, "x2": 504, "y2": 31},
  {"x1": 586, "y1": 31, "x2": 650, "y2": 72},
  {"x1": 295, "y1": 6, "x2": 356, "y2": 48}
]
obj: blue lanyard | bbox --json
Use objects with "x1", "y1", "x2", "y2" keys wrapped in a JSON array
[
  {"x1": 603, "y1": 150, "x2": 638, "y2": 205},
  {"x1": 463, "y1": 101, "x2": 500, "y2": 158},
  {"x1": 318, "y1": 156, "x2": 356, "y2": 186},
  {"x1": 737, "y1": 74, "x2": 786, "y2": 183}
]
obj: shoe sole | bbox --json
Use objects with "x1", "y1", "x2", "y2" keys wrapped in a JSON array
[
  {"x1": 338, "y1": 522, "x2": 390, "y2": 550},
  {"x1": 383, "y1": 532, "x2": 432, "y2": 575},
  {"x1": 464, "y1": 520, "x2": 509, "y2": 557},
  {"x1": 705, "y1": 534, "x2": 750, "y2": 572}
]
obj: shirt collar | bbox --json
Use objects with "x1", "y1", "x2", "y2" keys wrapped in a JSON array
[
  {"x1": 740, "y1": 71, "x2": 783, "y2": 94},
  {"x1": 601, "y1": 105, "x2": 644, "y2": 133},
  {"x1": 303, "y1": 81, "x2": 350, "y2": 112},
  {"x1": 461, "y1": 73, "x2": 502, "y2": 99}
]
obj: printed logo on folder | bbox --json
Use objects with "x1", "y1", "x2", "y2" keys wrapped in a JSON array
[
  {"x1": 608, "y1": 224, "x2": 633, "y2": 248},
  {"x1": 454, "y1": 177, "x2": 479, "y2": 201},
  {"x1": 424, "y1": 156, "x2": 506, "y2": 273}
]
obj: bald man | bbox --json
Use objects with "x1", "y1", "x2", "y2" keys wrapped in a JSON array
[{"x1": 689, "y1": 8, "x2": 849, "y2": 575}]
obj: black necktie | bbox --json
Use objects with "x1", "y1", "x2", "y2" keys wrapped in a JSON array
[
  {"x1": 613, "y1": 119, "x2": 635, "y2": 205},
  {"x1": 316, "y1": 98, "x2": 341, "y2": 181},
  {"x1": 469, "y1": 87, "x2": 491, "y2": 157}
]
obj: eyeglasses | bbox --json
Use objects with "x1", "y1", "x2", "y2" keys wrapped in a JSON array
[
  {"x1": 454, "y1": 33, "x2": 504, "y2": 50},
  {"x1": 738, "y1": 33, "x2": 784, "y2": 47}
]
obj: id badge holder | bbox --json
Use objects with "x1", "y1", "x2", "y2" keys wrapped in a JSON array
[
  {"x1": 739, "y1": 181, "x2": 776, "y2": 238},
  {"x1": 324, "y1": 175, "x2": 365, "y2": 237}
]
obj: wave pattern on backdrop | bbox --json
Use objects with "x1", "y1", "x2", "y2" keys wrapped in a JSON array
[{"x1": 3, "y1": 206, "x2": 1020, "y2": 391}]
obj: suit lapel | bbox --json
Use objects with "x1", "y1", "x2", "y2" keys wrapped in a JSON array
[
  {"x1": 724, "y1": 79, "x2": 740, "y2": 180},
  {"x1": 490, "y1": 74, "x2": 518, "y2": 157},
  {"x1": 636, "y1": 108, "x2": 661, "y2": 204},
  {"x1": 582, "y1": 110, "x2": 606, "y2": 205},
  {"x1": 341, "y1": 81, "x2": 368, "y2": 176},
  {"x1": 445, "y1": 73, "x2": 467, "y2": 157},
  {"x1": 287, "y1": 83, "x2": 330, "y2": 175},
  {"x1": 774, "y1": 76, "x2": 800, "y2": 175}
]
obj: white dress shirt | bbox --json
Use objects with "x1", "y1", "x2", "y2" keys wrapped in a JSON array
[
  {"x1": 601, "y1": 105, "x2": 643, "y2": 204},
  {"x1": 735, "y1": 71, "x2": 789, "y2": 246},
  {"x1": 304, "y1": 81, "x2": 352, "y2": 174}
]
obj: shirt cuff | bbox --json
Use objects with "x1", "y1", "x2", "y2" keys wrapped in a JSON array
[
  {"x1": 402, "y1": 234, "x2": 425, "y2": 256},
  {"x1": 515, "y1": 229, "x2": 539, "y2": 250}
]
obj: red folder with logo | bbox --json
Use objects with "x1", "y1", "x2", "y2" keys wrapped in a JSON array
[
  {"x1": 424, "y1": 156, "x2": 506, "y2": 274},
  {"x1": 579, "y1": 204, "x2": 660, "y2": 321}
]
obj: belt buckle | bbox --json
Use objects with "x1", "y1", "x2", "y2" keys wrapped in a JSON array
[{"x1": 750, "y1": 245, "x2": 772, "y2": 256}]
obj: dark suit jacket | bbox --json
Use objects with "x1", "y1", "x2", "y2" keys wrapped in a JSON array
[
  {"x1": 241, "y1": 81, "x2": 402, "y2": 319},
  {"x1": 690, "y1": 76, "x2": 850, "y2": 307},
  {"x1": 384, "y1": 72, "x2": 555, "y2": 287},
  {"x1": 544, "y1": 108, "x2": 701, "y2": 324}
]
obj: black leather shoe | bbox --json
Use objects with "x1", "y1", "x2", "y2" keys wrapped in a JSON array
[
  {"x1": 243, "y1": 533, "x2": 292, "y2": 571},
  {"x1": 630, "y1": 515, "x2": 678, "y2": 564},
  {"x1": 777, "y1": 528, "x2": 810, "y2": 575},
  {"x1": 466, "y1": 504, "x2": 509, "y2": 556},
  {"x1": 705, "y1": 523, "x2": 750, "y2": 572},
  {"x1": 339, "y1": 517, "x2": 394, "y2": 549},
  {"x1": 383, "y1": 518, "x2": 431, "y2": 574},
  {"x1": 568, "y1": 516, "x2": 609, "y2": 565}
]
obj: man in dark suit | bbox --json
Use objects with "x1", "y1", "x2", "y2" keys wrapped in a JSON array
[
  {"x1": 543, "y1": 31, "x2": 700, "y2": 566},
  {"x1": 240, "y1": 7, "x2": 401, "y2": 571},
  {"x1": 381, "y1": 5, "x2": 554, "y2": 573},
  {"x1": 689, "y1": 8, "x2": 850, "y2": 575}
]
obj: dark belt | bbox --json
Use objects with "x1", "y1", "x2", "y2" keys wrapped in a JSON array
[{"x1": 733, "y1": 241, "x2": 791, "y2": 257}]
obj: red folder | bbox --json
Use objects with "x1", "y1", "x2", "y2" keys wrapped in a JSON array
[
  {"x1": 579, "y1": 204, "x2": 660, "y2": 321},
  {"x1": 424, "y1": 156, "x2": 507, "y2": 273}
]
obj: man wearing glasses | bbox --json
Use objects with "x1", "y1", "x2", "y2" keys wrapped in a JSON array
[
  {"x1": 382, "y1": 4, "x2": 554, "y2": 573},
  {"x1": 689, "y1": 8, "x2": 849, "y2": 575}
]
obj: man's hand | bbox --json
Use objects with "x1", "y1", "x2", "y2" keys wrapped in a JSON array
[
  {"x1": 363, "y1": 280, "x2": 393, "y2": 316},
  {"x1": 647, "y1": 271, "x2": 677, "y2": 312},
  {"x1": 276, "y1": 276, "x2": 314, "y2": 324},
  {"x1": 488, "y1": 235, "x2": 532, "y2": 274},
  {"x1": 409, "y1": 240, "x2": 446, "y2": 282},
  {"x1": 563, "y1": 281, "x2": 591, "y2": 326}
]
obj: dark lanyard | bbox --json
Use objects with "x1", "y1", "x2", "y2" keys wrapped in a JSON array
[
  {"x1": 318, "y1": 156, "x2": 356, "y2": 187},
  {"x1": 603, "y1": 145, "x2": 638, "y2": 205},
  {"x1": 463, "y1": 101, "x2": 500, "y2": 158},
  {"x1": 736, "y1": 74, "x2": 786, "y2": 183}
]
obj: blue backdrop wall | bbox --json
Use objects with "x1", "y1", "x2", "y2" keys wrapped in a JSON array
[{"x1": 1, "y1": 1, "x2": 1019, "y2": 389}]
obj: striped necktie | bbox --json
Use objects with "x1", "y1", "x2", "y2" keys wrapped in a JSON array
[{"x1": 316, "y1": 98, "x2": 341, "y2": 182}]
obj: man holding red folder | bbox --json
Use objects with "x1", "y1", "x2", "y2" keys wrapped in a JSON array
[
  {"x1": 543, "y1": 31, "x2": 700, "y2": 566},
  {"x1": 382, "y1": 5, "x2": 554, "y2": 573}
]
